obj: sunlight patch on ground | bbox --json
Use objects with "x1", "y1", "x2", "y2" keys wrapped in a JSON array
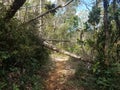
[
  {"x1": 51, "y1": 53, "x2": 69, "y2": 62},
  {"x1": 45, "y1": 53, "x2": 79, "y2": 90},
  {"x1": 57, "y1": 69, "x2": 75, "y2": 76}
]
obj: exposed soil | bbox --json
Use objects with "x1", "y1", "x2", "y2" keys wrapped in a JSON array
[{"x1": 45, "y1": 54, "x2": 84, "y2": 90}]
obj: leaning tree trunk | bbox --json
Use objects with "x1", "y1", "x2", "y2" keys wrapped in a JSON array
[
  {"x1": 43, "y1": 41, "x2": 93, "y2": 63},
  {"x1": 4, "y1": 0, "x2": 26, "y2": 21},
  {"x1": 43, "y1": 41, "x2": 81, "y2": 59}
]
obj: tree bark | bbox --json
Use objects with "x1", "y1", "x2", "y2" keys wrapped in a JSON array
[
  {"x1": 4, "y1": 0, "x2": 26, "y2": 21},
  {"x1": 44, "y1": 39, "x2": 70, "y2": 42},
  {"x1": 43, "y1": 41, "x2": 81, "y2": 59},
  {"x1": 43, "y1": 41, "x2": 93, "y2": 63},
  {"x1": 112, "y1": 0, "x2": 120, "y2": 61},
  {"x1": 103, "y1": 0, "x2": 109, "y2": 65}
]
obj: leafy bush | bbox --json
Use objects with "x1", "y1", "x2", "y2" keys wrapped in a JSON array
[
  {"x1": 0, "y1": 4, "x2": 50, "y2": 89},
  {"x1": 74, "y1": 2, "x2": 120, "y2": 90}
]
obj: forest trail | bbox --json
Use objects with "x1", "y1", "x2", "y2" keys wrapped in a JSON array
[{"x1": 45, "y1": 54, "x2": 84, "y2": 90}]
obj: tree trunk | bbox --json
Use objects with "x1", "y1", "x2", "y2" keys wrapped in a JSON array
[
  {"x1": 113, "y1": 0, "x2": 120, "y2": 32},
  {"x1": 4, "y1": 0, "x2": 26, "y2": 21},
  {"x1": 103, "y1": 0, "x2": 109, "y2": 64},
  {"x1": 44, "y1": 39, "x2": 70, "y2": 42},
  {"x1": 43, "y1": 41, "x2": 81, "y2": 59},
  {"x1": 112, "y1": 0, "x2": 120, "y2": 61}
]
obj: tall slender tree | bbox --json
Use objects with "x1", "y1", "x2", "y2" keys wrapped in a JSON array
[{"x1": 103, "y1": 0, "x2": 110, "y2": 65}]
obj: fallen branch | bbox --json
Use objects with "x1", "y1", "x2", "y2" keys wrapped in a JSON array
[
  {"x1": 43, "y1": 41, "x2": 94, "y2": 63},
  {"x1": 22, "y1": 0, "x2": 73, "y2": 25},
  {"x1": 44, "y1": 39, "x2": 70, "y2": 42},
  {"x1": 43, "y1": 41, "x2": 81, "y2": 59}
]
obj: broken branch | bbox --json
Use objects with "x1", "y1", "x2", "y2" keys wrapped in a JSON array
[{"x1": 22, "y1": 0, "x2": 73, "y2": 25}]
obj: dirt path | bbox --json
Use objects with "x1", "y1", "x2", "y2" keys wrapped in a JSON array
[{"x1": 45, "y1": 54, "x2": 82, "y2": 90}]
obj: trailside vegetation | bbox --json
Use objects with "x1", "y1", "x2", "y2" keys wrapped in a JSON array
[
  {"x1": 0, "y1": 2, "x2": 50, "y2": 90},
  {"x1": 74, "y1": 0, "x2": 120, "y2": 90}
]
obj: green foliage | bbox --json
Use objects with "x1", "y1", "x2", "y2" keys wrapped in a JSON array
[
  {"x1": 66, "y1": 15, "x2": 79, "y2": 30},
  {"x1": 74, "y1": 62, "x2": 96, "y2": 90},
  {"x1": 45, "y1": 3, "x2": 56, "y2": 15},
  {"x1": 88, "y1": 6, "x2": 101, "y2": 25},
  {"x1": 0, "y1": 4, "x2": 50, "y2": 89},
  {"x1": 74, "y1": 1, "x2": 120, "y2": 90}
]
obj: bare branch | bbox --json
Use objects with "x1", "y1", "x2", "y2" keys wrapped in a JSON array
[
  {"x1": 62, "y1": 0, "x2": 74, "y2": 7},
  {"x1": 43, "y1": 41, "x2": 93, "y2": 63},
  {"x1": 43, "y1": 41, "x2": 81, "y2": 59},
  {"x1": 21, "y1": 0, "x2": 73, "y2": 25},
  {"x1": 44, "y1": 39, "x2": 70, "y2": 42}
]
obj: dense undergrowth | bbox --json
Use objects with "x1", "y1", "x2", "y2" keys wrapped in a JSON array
[
  {"x1": 74, "y1": 2, "x2": 120, "y2": 90},
  {"x1": 0, "y1": 4, "x2": 50, "y2": 90}
]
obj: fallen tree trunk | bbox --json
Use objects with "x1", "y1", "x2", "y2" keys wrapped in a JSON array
[
  {"x1": 43, "y1": 41, "x2": 81, "y2": 59},
  {"x1": 43, "y1": 41, "x2": 93, "y2": 63},
  {"x1": 44, "y1": 39, "x2": 70, "y2": 42}
]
